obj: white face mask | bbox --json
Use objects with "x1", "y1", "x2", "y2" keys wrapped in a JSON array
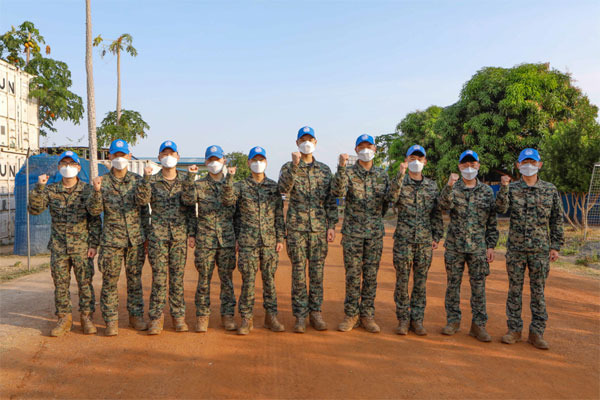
[
  {"x1": 408, "y1": 160, "x2": 424, "y2": 173},
  {"x1": 250, "y1": 161, "x2": 266, "y2": 174},
  {"x1": 357, "y1": 148, "x2": 375, "y2": 162},
  {"x1": 519, "y1": 163, "x2": 539, "y2": 177},
  {"x1": 111, "y1": 157, "x2": 129, "y2": 170},
  {"x1": 207, "y1": 161, "x2": 224, "y2": 175},
  {"x1": 160, "y1": 155, "x2": 178, "y2": 168},
  {"x1": 298, "y1": 141, "x2": 315, "y2": 155},
  {"x1": 460, "y1": 167, "x2": 478, "y2": 180},
  {"x1": 59, "y1": 166, "x2": 79, "y2": 178}
]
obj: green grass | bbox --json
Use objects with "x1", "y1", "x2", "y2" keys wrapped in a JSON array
[{"x1": 0, "y1": 262, "x2": 50, "y2": 282}]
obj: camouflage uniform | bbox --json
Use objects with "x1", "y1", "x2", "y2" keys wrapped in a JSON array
[
  {"x1": 390, "y1": 172, "x2": 443, "y2": 322},
  {"x1": 87, "y1": 170, "x2": 150, "y2": 323},
  {"x1": 137, "y1": 172, "x2": 195, "y2": 320},
  {"x1": 223, "y1": 175, "x2": 285, "y2": 318},
  {"x1": 182, "y1": 173, "x2": 237, "y2": 317},
  {"x1": 495, "y1": 179, "x2": 564, "y2": 335},
  {"x1": 28, "y1": 180, "x2": 101, "y2": 315},
  {"x1": 278, "y1": 159, "x2": 338, "y2": 318},
  {"x1": 440, "y1": 179, "x2": 498, "y2": 326},
  {"x1": 332, "y1": 163, "x2": 389, "y2": 317}
]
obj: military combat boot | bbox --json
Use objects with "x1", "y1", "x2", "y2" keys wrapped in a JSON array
[
  {"x1": 50, "y1": 313, "x2": 72, "y2": 337},
  {"x1": 147, "y1": 316, "x2": 164, "y2": 335},
  {"x1": 360, "y1": 316, "x2": 381, "y2": 333},
  {"x1": 264, "y1": 313, "x2": 285, "y2": 332},
  {"x1": 129, "y1": 315, "x2": 148, "y2": 331},
  {"x1": 501, "y1": 330, "x2": 522, "y2": 344},
  {"x1": 221, "y1": 315, "x2": 237, "y2": 331},
  {"x1": 337, "y1": 315, "x2": 359, "y2": 332},
  {"x1": 469, "y1": 322, "x2": 491, "y2": 342},
  {"x1": 105, "y1": 321, "x2": 118, "y2": 336},
  {"x1": 195, "y1": 316, "x2": 209, "y2": 333},
  {"x1": 410, "y1": 320, "x2": 427, "y2": 336},
  {"x1": 237, "y1": 316, "x2": 253, "y2": 335},
  {"x1": 80, "y1": 311, "x2": 97, "y2": 335},
  {"x1": 396, "y1": 319, "x2": 410, "y2": 335},
  {"x1": 294, "y1": 317, "x2": 306, "y2": 333},
  {"x1": 442, "y1": 322, "x2": 460, "y2": 336},
  {"x1": 527, "y1": 331, "x2": 549, "y2": 350},
  {"x1": 172, "y1": 316, "x2": 189, "y2": 332},
  {"x1": 309, "y1": 311, "x2": 327, "y2": 331}
]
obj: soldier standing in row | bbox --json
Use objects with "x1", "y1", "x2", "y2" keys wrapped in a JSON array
[{"x1": 28, "y1": 151, "x2": 101, "y2": 336}]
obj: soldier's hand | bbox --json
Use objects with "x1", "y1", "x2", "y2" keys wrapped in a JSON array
[
  {"x1": 87, "y1": 248, "x2": 97, "y2": 258},
  {"x1": 432, "y1": 241, "x2": 439, "y2": 250},
  {"x1": 292, "y1": 152, "x2": 301, "y2": 166},
  {"x1": 550, "y1": 249, "x2": 559, "y2": 262},
  {"x1": 327, "y1": 228, "x2": 335, "y2": 242},
  {"x1": 188, "y1": 165, "x2": 199, "y2": 174},
  {"x1": 399, "y1": 161, "x2": 408, "y2": 175},
  {"x1": 275, "y1": 242, "x2": 283, "y2": 253},
  {"x1": 93, "y1": 176, "x2": 103, "y2": 192},
  {"x1": 38, "y1": 174, "x2": 49, "y2": 185},
  {"x1": 188, "y1": 236, "x2": 195, "y2": 248},
  {"x1": 448, "y1": 173, "x2": 459, "y2": 187},
  {"x1": 228, "y1": 166, "x2": 237, "y2": 175},
  {"x1": 144, "y1": 165, "x2": 153, "y2": 176},
  {"x1": 486, "y1": 248, "x2": 494, "y2": 263},
  {"x1": 339, "y1": 153, "x2": 349, "y2": 167},
  {"x1": 501, "y1": 175, "x2": 511, "y2": 186},
  {"x1": 235, "y1": 242, "x2": 239, "y2": 253},
  {"x1": 144, "y1": 240, "x2": 149, "y2": 255}
]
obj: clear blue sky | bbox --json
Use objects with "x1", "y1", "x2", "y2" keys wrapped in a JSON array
[{"x1": 2, "y1": 0, "x2": 599, "y2": 176}]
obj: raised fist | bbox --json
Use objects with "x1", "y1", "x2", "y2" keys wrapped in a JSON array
[
  {"x1": 339, "y1": 153, "x2": 349, "y2": 167},
  {"x1": 501, "y1": 175, "x2": 511, "y2": 186},
  {"x1": 292, "y1": 152, "x2": 301, "y2": 166},
  {"x1": 399, "y1": 161, "x2": 408, "y2": 175},
  {"x1": 448, "y1": 173, "x2": 459, "y2": 187},
  {"x1": 228, "y1": 166, "x2": 237, "y2": 175},
  {"x1": 144, "y1": 166, "x2": 153, "y2": 176},
  {"x1": 93, "y1": 176, "x2": 103, "y2": 192},
  {"x1": 38, "y1": 174, "x2": 49, "y2": 185},
  {"x1": 188, "y1": 165, "x2": 198, "y2": 174}
]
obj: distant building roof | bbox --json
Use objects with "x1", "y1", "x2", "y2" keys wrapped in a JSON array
[{"x1": 137, "y1": 157, "x2": 206, "y2": 166}]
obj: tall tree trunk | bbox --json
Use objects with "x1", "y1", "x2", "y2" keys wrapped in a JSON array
[
  {"x1": 85, "y1": 0, "x2": 98, "y2": 178},
  {"x1": 116, "y1": 48, "x2": 121, "y2": 124}
]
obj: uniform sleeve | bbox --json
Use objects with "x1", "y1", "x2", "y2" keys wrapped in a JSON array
[
  {"x1": 185, "y1": 202, "x2": 196, "y2": 238},
  {"x1": 222, "y1": 173, "x2": 239, "y2": 206},
  {"x1": 485, "y1": 192, "x2": 499, "y2": 249},
  {"x1": 233, "y1": 185, "x2": 241, "y2": 240},
  {"x1": 87, "y1": 187, "x2": 104, "y2": 216},
  {"x1": 381, "y1": 173, "x2": 390, "y2": 217},
  {"x1": 278, "y1": 162, "x2": 297, "y2": 194},
  {"x1": 136, "y1": 174, "x2": 152, "y2": 205},
  {"x1": 28, "y1": 183, "x2": 49, "y2": 215},
  {"x1": 275, "y1": 190, "x2": 285, "y2": 243},
  {"x1": 181, "y1": 172, "x2": 197, "y2": 206},
  {"x1": 140, "y1": 204, "x2": 151, "y2": 241},
  {"x1": 88, "y1": 213, "x2": 102, "y2": 249},
  {"x1": 549, "y1": 188, "x2": 565, "y2": 251},
  {"x1": 325, "y1": 170, "x2": 339, "y2": 230},
  {"x1": 388, "y1": 170, "x2": 406, "y2": 205},
  {"x1": 439, "y1": 184, "x2": 454, "y2": 211},
  {"x1": 430, "y1": 188, "x2": 444, "y2": 243},
  {"x1": 495, "y1": 185, "x2": 510, "y2": 214},
  {"x1": 331, "y1": 166, "x2": 348, "y2": 198}
]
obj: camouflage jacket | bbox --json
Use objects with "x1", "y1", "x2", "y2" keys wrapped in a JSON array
[
  {"x1": 28, "y1": 180, "x2": 101, "y2": 254},
  {"x1": 331, "y1": 163, "x2": 390, "y2": 239},
  {"x1": 278, "y1": 159, "x2": 338, "y2": 233},
  {"x1": 87, "y1": 169, "x2": 150, "y2": 248},
  {"x1": 181, "y1": 173, "x2": 236, "y2": 249},
  {"x1": 137, "y1": 171, "x2": 195, "y2": 243},
  {"x1": 390, "y1": 172, "x2": 444, "y2": 244},
  {"x1": 223, "y1": 174, "x2": 285, "y2": 247},
  {"x1": 440, "y1": 179, "x2": 499, "y2": 254},
  {"x1": 495, "y1": 178, "x2": 564, "y2": 252}
]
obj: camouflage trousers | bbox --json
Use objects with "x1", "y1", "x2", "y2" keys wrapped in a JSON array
[
  {"x1": 238, "y1": 246, "x2": 278, "y2": 318},
  {"x1": 99, "y1": 245, "x2": 145, "y2": 322},
  {"x1": 341, "y1": 235, "x2": 383, "y2": 317},
  {"x1": 444, "y1": 250, "x2": 490, "y2": 326},
  {"x1": 50, "y1": 250, "x2": 96, "y2": 315},
  {"x1": 194, "y1": 246, "x2": 236, "y2": 317},
  {"x1": 148, "y1": 238, "x2": 187, "y2": 320},
  {"x1": 393, "y1": 241, "x2": 432, "y2": 322},
  {"x1": 506, "y1": 250, "x2": 550, "y2": 335},
  {"x1": 286, "y1": 230, "x2": 328, "y2": 318}
]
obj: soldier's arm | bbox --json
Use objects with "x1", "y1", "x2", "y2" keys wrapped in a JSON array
[
  {"x1": 277, "y1": 163, "x2": 296, "y2": 194},
  {"x1": 222, "y1": 173, "x2": 238, "y2": 206},
  {"x1": 381, "y1": 174, "x2": 391, "y2": 217},
  {"x1": 485, "y1": 192, "x2": 499, "y2": 249},
  {"x1": 549, "y1": 188, "x2": 565, "y2": 251},
  {"x1": 439, "y1": 184, "x2": 454, "y2": 211},
  {"x1": 233, "y1": 193, "x2": 241, "y2": 241},
  {"x1": 275, "y1": 191, "x2": 285, "y2": 243},
  {"x1": 135, "y1": 174, "x2": 152, "y2": 205},
  {"x1": 388, "y1": 169, "x2": 406, "y2": 205},
  {"x1": 87, "y1": 186, "x2": 104, "y2": 216},
  {"x1": 28, "y1": 183, "x2": 49, "y2": 215},
  {"x1": 181, "y1": 172, "x2": 197, "y2": 206},
  {"x1": 325, "y1": 172, "x2": 339, "y2": 229},
  {"x1": 431, "y1": 191, "x2": 444, "y2": 243},
  {"x1": 185, "y1": 202, "x2": 196, "y2": 239},
  {"x1": 330, "y1": 166, "x2": 348, "y2": 198},
  {"x1": 140, "y1": 204, "x2": 151, "y2": 241},
  {"x1": 495, "y1": 184, "x2": 510, "y2": 214},
  {"x1": 88, "y1": 213, "x2": 102, "y2": 249}
]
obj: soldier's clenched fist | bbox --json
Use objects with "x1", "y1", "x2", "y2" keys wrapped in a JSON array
[
  {"x1": 93, "y1": 176, "x2": 103, "y2": 191},
  {"x1": 228, "y1": 166, "x2": 237, "y2": 175},
  {"x1": 38, "y1": 174, "x2": 49, "y2": 185},
  {"x1": 339, "y1": 153, "x2": 349, "y2": 167},
  {"x1": 501, "y1": 175, "x2": 511, "y2": 186},
  {"x1": 144, "y1": 166, "x2": 153, "y2": 176},
  {"x1": 447, "y1": 173, "x2": 459, "y2": 187},
  {"x1": 292, "y1": 152, "x2": 301, "y2": 166},
  {"x1": 188, "y1": 165, "x2": 198, "y2": 174}
]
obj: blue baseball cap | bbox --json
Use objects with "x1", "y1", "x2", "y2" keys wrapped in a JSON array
[
  {"x1": 406, "y1": 144, "x2": 426, "y2": 157},
  {"x1": 518, "y1": 148, "x2": 541, "y2": 163},
  {"x1": 459, "y1": 149, "x2": 479, "y2": 163},
  {"x1": 248, "y1": 146, "x2": 267, "y2": 160},
  {"x1": 57, "y1": 150, "x2": 80, "y2": 164},
  {"x1": 159, "y1": 140, "x2": 178, "y2": 153},
  {"x1": 109, "y1": 139, "x2": 130, "y2": 155},
  {"x1": 205, "y1": 145, "x2": 224, "y2": 160},
  {"x1": 355, "y1": 134, "x2": 375, "y2": 147},
  {"x1": 297, "y1": 126, "x2": 315, "y2": 140}
]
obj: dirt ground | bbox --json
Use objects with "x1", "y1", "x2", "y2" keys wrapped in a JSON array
[{"x1": 1, "y1": 226, "x2": 599, "y2": 399}]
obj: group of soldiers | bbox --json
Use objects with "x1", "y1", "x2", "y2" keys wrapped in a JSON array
[{"x1": 28, "y1": 126, "x2": 564, "y2": 350}]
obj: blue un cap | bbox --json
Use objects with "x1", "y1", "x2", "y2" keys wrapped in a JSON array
[
  {"x1": 297, "y1": 126, "x2": 316, "y2": 140},
  {"x1": 248, "y1": 146, "x2": 267, "y2": 160},
  {"x1": 406, "y1": 144, "x2": 426, "y2": 157},
  {"x1": 205, "y1": 145, "x2": 224, "y2": 159},
  {"x1": 355, "y1": 134, "x2": 375, "y2": 147},
  {"x1": 159, "y1": 140, "x2": 178, "y2": 153},
  {"x1": 518, "y1": 148, "x2": 541, "y2": 163},
  {"x1": 459, "y1": 149, "x2": 479, "y2": 163},
  {"x1": 58, "y1": 150, "x2": 80, "y2": 165},
  {"x1": 109, "y1": 139, "x2": 130, "y2": 155}
]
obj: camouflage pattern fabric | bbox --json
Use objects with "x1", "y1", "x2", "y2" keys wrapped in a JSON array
[{"x1": 194, "y1": 247, "x2": 236, "y2": 316}]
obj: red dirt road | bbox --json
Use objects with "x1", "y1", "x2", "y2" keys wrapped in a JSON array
[{"x1": 1, "y1": 227, "x2": 599, "y2": 399}]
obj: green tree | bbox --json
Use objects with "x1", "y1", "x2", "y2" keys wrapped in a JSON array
[
  {"x1": 0, "y1": 21, "x2": 84, "y2": 136},
  {"x1": 96, "y1": 110, "x2": 149, "y2": 147},
  {"x1": 225, "y1": 152, "x2": 250, "y2": 182}
]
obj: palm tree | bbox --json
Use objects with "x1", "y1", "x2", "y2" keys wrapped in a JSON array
[{"x1": 85, "y1": 0, "x2": 98, "y2": 178}]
